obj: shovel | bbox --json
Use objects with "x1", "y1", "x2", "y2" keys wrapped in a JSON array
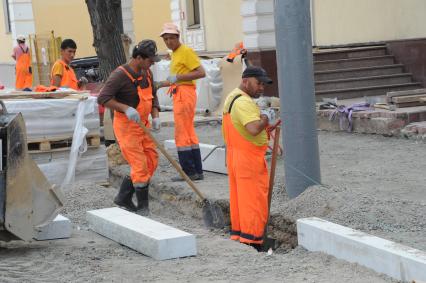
[{"x1": 138, "y1": 122, "x2": 225, "y2": 229}]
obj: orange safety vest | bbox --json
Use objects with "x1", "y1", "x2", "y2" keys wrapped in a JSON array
[
  {"x1": 226, "y1": 42, "x2": 247, "y2": 63},
  {"x1": 15, "y1": 45, "x2": 32, "y2": 89},
  {"x1": 50, "y1": 60, "x2": 79, "y2": 90},
  {"x1": 223, "y1": 94, "x2": 269, "y2": 245}
]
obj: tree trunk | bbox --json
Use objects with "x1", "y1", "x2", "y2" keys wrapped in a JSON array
[{"x1": 86, "y1": 0, "x2": 126, "y2": 81}]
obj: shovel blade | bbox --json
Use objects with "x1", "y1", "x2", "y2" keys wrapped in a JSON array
[{"x1": 202, "y1": 201, "x2": 225, "y2": 229}]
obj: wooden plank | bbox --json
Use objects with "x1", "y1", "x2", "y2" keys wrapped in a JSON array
[
  {"x1": 392, "y1": 94, "x2": 426, "y2": 103},
  {"x1": 395, "y1": 101, "x2": 425, "y2": 108},
  {"x1": 387, "y1": 88, "x2": 426, "y2": 98},
  {"x1": 27, "y1": 135, "x2": 101, "y2": 152}
]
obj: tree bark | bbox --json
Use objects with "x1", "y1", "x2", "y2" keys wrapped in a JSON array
[{"x1": 86, "y1": 0, "x2": 126, "y2": 81}]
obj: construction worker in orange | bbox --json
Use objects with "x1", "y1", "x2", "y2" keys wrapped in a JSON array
[
  {"x1": 51, "y1": 39, "x2": 87, "y2": 90},
  {"x1": 12, "y1": 35, "x2": 32, "y2": 90},
  {"x1": 160, "y1": 23, "x2": 206, "y2": 181},
  {"x1": 226, "y1": 42, "x2": 247, "y2": 63},
  {"x1": 97, "y1": 40, "x2": 161, "y2": 215},
  {"x1": 222, "y1": 66, "x2": 275, "y2": 251}
]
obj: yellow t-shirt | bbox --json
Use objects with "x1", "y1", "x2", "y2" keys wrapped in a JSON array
[
  {"x1": 222, "y1": 88, "x2": 268, "y2": 146},
  {"x1": 170, "y1": 44, "x2": 201, "y2": 85},
  {"x1": 51, "y1": 60, "x2": 64, "y2": 77}
]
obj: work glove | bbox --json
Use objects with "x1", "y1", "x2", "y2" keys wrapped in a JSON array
[
  {"x1": 260, "y1": 108, "x2": 277, "y2": 126},
  {"x1": 151, "y1": 117, "x2": 161, "y2": 132},
  {"x1": 166, "y1": 75, "x2": 178, "y2": 84},
  {"x1": 125, "y1": 107, "x2": 141, "y2": 123}
]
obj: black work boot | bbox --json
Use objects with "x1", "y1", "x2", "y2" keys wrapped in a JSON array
[
  {"x1": 191, "y1": 148, "x2": 204, "y2": 179},
  {"x1": 114, "y1": 176, "x2": 137, "y2": 211},
  {"x1": 135, "y1": 185, "x2": 149, "y2": 216},
  {"x1": 173, "y1": 150, "x2": 197, "y2": 181}
]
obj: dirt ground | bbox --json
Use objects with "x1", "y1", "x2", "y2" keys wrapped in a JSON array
[{"x1": 1, "y1": 123, "x2": 425, "y2": 283}]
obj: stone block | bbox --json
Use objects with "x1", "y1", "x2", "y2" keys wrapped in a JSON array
[
  {"x1": 34, "y1": 215, "x2": 72, "y2": 241},
  {"x1": 297, "y1": 217, "x2": 426, "y2": 282},
  {"x1": 86, "y1": 207, "x2": 197, "y2": 260},
  {"x1": 164, "y1": 140, "x2": 227, "y2": 174}
]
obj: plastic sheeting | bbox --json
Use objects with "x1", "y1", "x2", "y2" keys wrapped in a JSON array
[
  {"x1": 3, "y1": 97, "x2": 100, "y2": 141},
  {"x1": 151, "y1": 59, "x2": 224, "y2": 112}
]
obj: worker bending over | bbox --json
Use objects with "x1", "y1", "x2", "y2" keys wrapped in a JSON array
[
  {"x1": 12, "y1": 35, "x2": 32, "y2": 90},
  {"x1": 222, "y1": 66, "x2": 275, "y2": 251},
  {"x1": 97, "y1": 40, "x2": 162, "y2": 214},
  {"x1": 160, "y1": 22, "x2": 206, "y2": 181},
  {"x1": 51, "y1": 39, "x2": 87, "y2": 90}
]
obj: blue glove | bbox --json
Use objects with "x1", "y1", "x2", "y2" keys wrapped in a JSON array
[
  {"x1": 125, "y1": 107, "x2": 141, "y2": 123},
  {"x1": 166, "y1": 75, "x2": 178, "y2": 84}
]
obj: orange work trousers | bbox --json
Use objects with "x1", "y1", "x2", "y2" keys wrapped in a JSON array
[
  {"x1": 15, "y1": 53, "x2": 32, "y2": 89},
  {"x1": 173, "y1": 85, "x2": 199, "y2": 149},
  {"x1": 223, "y1": 113, "x2": 269, "y2": 244}
]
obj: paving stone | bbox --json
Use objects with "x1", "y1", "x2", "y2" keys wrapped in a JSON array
[
  {"x1": 297, "y1": 217, "x2": 426, "y2": 282},
  {"x1": 34, "y1": 214, "x2": 72, "y2": 240},
  {"x1": 86, "y1": 207, "x2": 197, "y2": 260}
]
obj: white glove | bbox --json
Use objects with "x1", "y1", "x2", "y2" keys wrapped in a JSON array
[
  {"x1": 166, "y1": 75, "x2": 178, "y2": 84},
  {"x1": 125, "y1": 107, "x2": 141, "y2": 123},
  {"x1": 151, "y1": 117, "x2": 161, "y2": 132},
  {"x1": 260, "y1": 108, "x2": 277, "y2": 125}
]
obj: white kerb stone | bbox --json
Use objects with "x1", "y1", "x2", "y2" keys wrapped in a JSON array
[
  {"x1": 86, "y1": 207, "x2": 197, "y2": 260},
  {"x1": 297, "y1": 217, "x2": 426, "y2": 282},
  {"x1": 34, "y1": 214, "x2": 72, "y2": 240}
]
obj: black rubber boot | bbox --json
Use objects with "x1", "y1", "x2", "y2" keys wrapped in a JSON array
[
  {"x1": 113, "y1": 176, "x2": 137, "y2": 211},
  {"x1": 135, "y1": 185, "x2": 149, "y2": 216},
  {"x1": 177, "y1": 150, "x2": 196, "y2": 176},
  {"x1": 191, "y1": 148, "x2": 204, "y2": 179}
]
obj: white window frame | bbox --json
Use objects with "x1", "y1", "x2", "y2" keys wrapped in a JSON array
[{"x1": 3, "y1": 0, "x2": 11, "y2": 33}]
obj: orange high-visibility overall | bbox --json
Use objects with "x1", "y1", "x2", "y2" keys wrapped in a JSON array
[
  {"x1": 173, "y1": 84, "x2": 199, "y2": 149},
  {"x1": 50, "y1": 60, "x2": 79, "y2": 90},
  {"x1": 113, "y1": 67, "x2": 158, "y2": 186},
  {"x1": 15, "y1": 46, "x2": 32, "y2": 89},
  {"x1": 223, "y1": 96, "x2": 269, "y2": 245}
]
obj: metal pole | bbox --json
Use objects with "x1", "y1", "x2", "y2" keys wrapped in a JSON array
[{"x1": 274, "y1": 0, "x2": 321, "y2": 198}]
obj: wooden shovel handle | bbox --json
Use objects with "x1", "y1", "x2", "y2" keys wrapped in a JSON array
[{"x1": 138, "y1": 122, "x2": 206, "y2": 201}]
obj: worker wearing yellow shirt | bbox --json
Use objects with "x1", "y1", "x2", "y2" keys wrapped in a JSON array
[
  {"x1": 222, "y1": 66, "x2": 275, "y2": 251},
  {"x1": 51, "y1": 39, "x2": 87, "y2": 90},
  {"x1": 160, "y1": 22, "x2": 206, "y2": 181}
]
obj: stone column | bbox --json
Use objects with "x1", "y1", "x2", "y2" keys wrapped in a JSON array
[
  {"x1": 241, "y1": 0, "x2": 278, "y2": 95},
  {"x1": 121, "y1": 0, "x2": 135, "y2": 56}
]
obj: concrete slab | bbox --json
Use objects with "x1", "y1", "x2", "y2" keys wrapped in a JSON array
[
  {"x1": 86, "y1": 207, "x2": 197, "y2": 260},
  {"x1": 34, "y1": 215, "x2": 72, "y2": 240},
  {"x1": 297, "y1": 217, "x2": 426, "y2": 282},
  {"x1": 164, "y1": 140, "x2": 227, "y2": 174}
]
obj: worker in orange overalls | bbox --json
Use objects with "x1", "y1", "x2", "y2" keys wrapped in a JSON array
[
  {"x1": 97, "y1": 40, "x2": 161, "y2": 215},
  {"x1": 51, "y1": 39, "x2": 87, "y2": 90},
  {"x1": 160, "y1": 22, "x2": 206, "y2": 181},
  {"x1": 222, "y1": 66, "x2": 275, "y2": 251},
  {"x1": 12, "y1": 35, "x2": 32, "y2": 90},
  {"x1": 226, "y1": 42, "x2": 247, "y2": 63}
]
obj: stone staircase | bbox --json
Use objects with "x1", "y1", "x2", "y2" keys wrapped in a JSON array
[{"x1": 314, "y1": 45, "x2": 422, "y2": 101}]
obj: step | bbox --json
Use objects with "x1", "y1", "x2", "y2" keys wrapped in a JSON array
[
  {"x1": 314, "y1": 46, "x2": 387, "y2": 61},
  {"x1": 314, "y1": 56, "x2": 395, "y2": 71},
  {"x1": 315, "y1": 74, "x2": 413, "y2": 91},
  {"x1": 315, "y1": 82, "x2": 422, "y2": 101},
  {"x1": 315, "y1": 65, "x2": 405, "y2": 81}
]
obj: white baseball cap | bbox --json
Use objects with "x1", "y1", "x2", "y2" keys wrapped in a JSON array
[{"x1": 17, "y1": 35, "x2": 26, "y2": 41}]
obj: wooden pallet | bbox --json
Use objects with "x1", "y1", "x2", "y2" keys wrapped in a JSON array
[{"x1": 28, "y1": 135, "x2": 101, "y2": 152}]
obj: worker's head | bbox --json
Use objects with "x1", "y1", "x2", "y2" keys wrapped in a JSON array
[
  {"x1": 240, "y1": 66, "x2": 273, "y2": 98},
  {"x1": 16, "y1": 35, "x2": 26, "y2": 44},
  {"x1": 160, "y1": 23, "x2": 180, "y2": 51},
  {"x1": 132, "y1": 39, "x2": 161, "y2": 70},
  {"x1": 60, "y1": 39, "x2": 77, "y2": 64}
]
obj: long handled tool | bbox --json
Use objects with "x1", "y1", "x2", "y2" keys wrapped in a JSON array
[
  {"x1": 262, "y1": 124, "x2": 281, "y2": 250},
  {"x1": 138, "y1": 122, "x2": 225, "y2": 229}
]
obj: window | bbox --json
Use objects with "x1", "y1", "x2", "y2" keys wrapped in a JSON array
[
  {"x1": 186, "y1": 0, "x2": 200, "y2": 29},
  {"x1": 3, "y1": 0, "x2": 11, "y2": 33}
]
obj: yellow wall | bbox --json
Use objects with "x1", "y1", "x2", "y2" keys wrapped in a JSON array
[
  {"x1": 32, "y1": 0, "x2": 95, "y2": 58},
  {"x1": 202, "y1": 0, "x2": 243, "y2": 52},
  {"x1": 313, "y1": 0, "x2": 426, "y2": 46},
  {"x1": 0, "y1": 2, "x2": 13, "y2": 63},
  {"x1": 133, "y1": 0, "x2": 171, "y2": 52}
]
